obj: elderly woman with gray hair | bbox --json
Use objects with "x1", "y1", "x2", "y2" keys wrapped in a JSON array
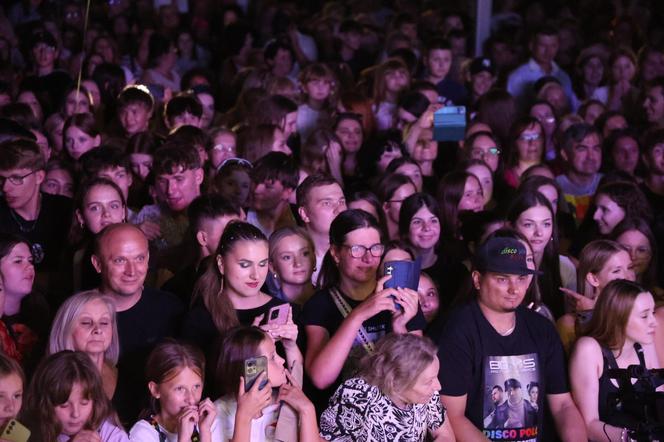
[
  {"x1": 319, "y1": 333, "x2": 455, "y2": 441},
  {"x1": 48, "y1": 289, "x2": 120, "y2": 399}
]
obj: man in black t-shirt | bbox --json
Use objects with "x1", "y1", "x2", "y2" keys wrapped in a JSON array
[
  {"x1": 436, "y1": 236, "x2": 586, "y2": 442},
  {"x1": 0, "y1": 139, "x2": 72, "y2": 280},
  {"x1": 91, "y1": 223, "x2": 184, "y2": 424}
]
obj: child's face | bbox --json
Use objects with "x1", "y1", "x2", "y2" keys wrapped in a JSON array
[
  {"x1": 119, "y1": 103, "x2": 152, "y2": 135},
  {"x1": 54, "y1": 382, "x2": 93, "y2": 436},
  {"x1": 218, "y1": 169, "x2": 251, "y2": 207},
  {"x1": 427, "y1": 49, "x2": 452, "y2": 80},
  {"x1": 417, "y1": 275, "x2": 440, "y2": 322},
  {"x1": 65, "y1": 90, "x2": 91, "y2": 117},
  {"x1": 305, "y1": 78, "x2": 332, "y2": 102},
  {"x1": 259, "y1": 338, "x2": 287, "y2": 387},
  {"x1": 98, "y1": 166, "x2": 132, "y2": 201},
  {"x1": 149, "y1": 367, "x2": 203, "y2": 422},
  {"x1": 385, "y1": 69, "x2": 409, "y2": 94},
  {"x1": 129, "y1": 153, "x2": 153, "y2": 181},
  {"x1": 0, "y1": 373, "x2": 23, "y2": 427},
  {"x1": 471, "y1": 71, "x2": 494, "y2": 98}
]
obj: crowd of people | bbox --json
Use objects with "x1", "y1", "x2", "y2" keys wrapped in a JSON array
[{"x1": 1, "y1": 0, "x2": 664, "y2": 440}]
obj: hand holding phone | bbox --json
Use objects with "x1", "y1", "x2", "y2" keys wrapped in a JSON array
[
  {"x1": 266, "y1": 304, "x2": 290, "y2": 326},
  {"x1": 384, "y1": 260, "x2": 421, "y2": 312},
  {"x1": 244, "y1": 356, "x2": 268, "y2": 392}
]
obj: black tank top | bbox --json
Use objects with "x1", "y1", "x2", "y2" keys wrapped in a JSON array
[{"x1": 598, "y1": 346, "x2": 648, "y2": 430}]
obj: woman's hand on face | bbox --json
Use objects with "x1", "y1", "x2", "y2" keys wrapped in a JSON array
[
  {"x1": 561, "y1": 287, "x2": 596, "y2": 312},
  {"x1": 260, "y1": 306, "x2": 298, "y2": 348},
  {"x1": 390, "y1": 287, "x2": 419, "y2": 332},
  {"x1": 177, "y1": 405, "x2": 199, "y2": 440},
  {"x1": 197, "y1": 398, "x2": 217, "y2": 432},
  {"x1": 70, "y1": 430, "x2": 101, "y2": 442},
  {"x1": 237, "y1": 373, "x2": 272, "y2": 421},
  {"x1": 277, "y1": 370, "x2": 315, "y2": 415}
]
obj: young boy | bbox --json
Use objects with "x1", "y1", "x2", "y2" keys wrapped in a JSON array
[
  {"x1": 246, "y1": 152, "x2": 299, "y2": 237},
  {"x1": 422, "y1": 38, "x2": 467, "y2": 106},
  {"x1": 117, "y1": 85, "x2": 155, "y2": 137}
]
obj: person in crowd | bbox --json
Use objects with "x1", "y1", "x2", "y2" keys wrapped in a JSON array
[
  {"x1": 62, "y1": 85, "x2": 93, "y2": 118},
  {"x1": 507, "y1": 190, "x2": 576, "y2": 319},
  {"x1": 385, "y1": 156, "x2": 425, "y2": 194},
  {"x1": 267, "y1": 226, "x2": 316, "y2": 305},
  {"x1": 570, "y1": 279, "x2": 660, "y2": 439},
  {"x1": 91, "y1": 223, "x2": 184, "y2": 423},
  {"x1": 246, "y1": 152, "x2": 298, "y2": 238},
  {"x1": 604, "y1": 128, "x2": 640, "y2": 178},
  {"x1": 115, "y1": 85, "x2": 155, "y2": 139},
  {"x1": 591, "y1": 47, "x2": 639, "y2": 112},
  {"x1": 462, "y1": 130, "x2": 503, "y2": 174},
  {"x1": 206, "y1": 127, "x2": 237, "y2": 176},
  {"x1": 161, "y1": 193, "x2": 242, "y2": 303},
  {"x1": 592, "y1": 180, "x2": 652, "y2": 237},
  {"x1": 507, "y1": 27, "x2": 576, "y2": 113},
  {"x1": 237, "y1": 123, "x2": 291, "y2": 164},
  {"x1": 529, "y1": 100, "x2": 557, "y2": 161},
  {"x1": 557, "y1": 239, "x2": 636, "y2": 352},
  {"x1": 129, "y1": 340, "x2": 217, "y2": 442},
  {"x1": 297, "y1": 63, "x2": 338, "y2": 141},
  {"x1": 556, "y1": 123, "x2": 603, "y2": 222},
  {"x1": 466, "y1": 57, "x2": 497, "y2": 108},
  {"x1": 0, "y1": 139, "x2": 73, "y2": 279},
  {"x1": 163, "y1": 93, "x2": 203, "y2": 131},
  {"x1": 63, "y1": 112, "x2": 102, "y2": 161},
  {"x1": 612, "y1": 218, "x2": 663, "y2": 296},
  {"x1": 213, "y1": 158, "x2": 253, "y2": 209},
  {"x1": 643, "y1": 77, "x2": 664, "y2": 129},
  {"x1": 504, "y1": 117, "x2": 546, "y2": 188},
  {"x1": 347, "y1": 191, "x2": 388, "y2": 235},
  {"x1": 377, "y1": 173, "x2": 417, "y2": 241},
  {"x1": 372, "y1": 58, "x2": 411, "y2": 131},
  {"x1": 573, "y1": 49, "x2": 606, "y2": 102},
  {"x1": 68, "y1": 178, "x2": 126, "y2": 292},
  {"x1": 301, "y1": 209, "x2": 424, "y2": 392},
  {"x1": 141, "y1": 33, "x2": 181, "y2": 94},
  {"x1": 437, "y1": 233, "x2": 587, "y2": 441},
  {"x1": 320, "y1": 333, "x2": 454, "y2": 440},
  {"x1": 22, "y1": 351, "x2": 129, "y2": 441},
  {"x1": 182, "y1": 221, "x2": 291, "y2": 353},
  {"x1": 48, "y1": 290, "x2": 119, "y2": 399},
  {"x1": 399, "y1": 192, "x2": 469, "y2": 311},
  {"x1": 0, "y1": 353, "x2": 24, "y2": 428},
  {"x1": 41, "y1": 159, "x2": 75, "y2": 199},
  {"x1": 463, "y1": 159, "x2": 495, "y2": 210},
  {"x1": 0, "y1": 233, "x2": 49, "y2": 366},
  {"x1": 297, "y1": 128, "x2": 344, "y2": 186},
  {"x1": 333, "y1": 112, "x2": 364, "y2": 186},
  {"x1": 213, "y1": 326, "x2": 319, "y2": 441},
  {"x1": 296, "y1": 174, "x2": 347, "y2": 285},
  {"x1": 418, "y1": 273, "x2": 441, "y2": 325},
  {"x1": 422, "y1": 37, "x2": 467, "y2": 106}
]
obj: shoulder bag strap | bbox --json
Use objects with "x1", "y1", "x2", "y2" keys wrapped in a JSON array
[{"x1": 329, "y1": 287, "x2": 376, "y2": 355}]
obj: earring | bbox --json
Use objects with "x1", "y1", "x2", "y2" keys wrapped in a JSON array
[{"x1": 273, "y1": 273, "x2": 279, "y2": 279}]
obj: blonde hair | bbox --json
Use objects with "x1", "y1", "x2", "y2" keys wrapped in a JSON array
[
  {"x1": 577, "y1": 240, "x2": 629, "y2": 297},
  {"x1": 359, "y1": 334, "x2": 437, "y2": 398},
  {"x1": 48, "y1": 290, "x2": 120, "y2": 365}
]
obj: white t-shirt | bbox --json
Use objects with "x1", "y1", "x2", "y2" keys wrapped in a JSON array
[
  {"x1": 212, "y1": 396, "x2": 280, "y2": 441},
  {"x1": 129, "y1": 418, "x2": 219, "y2": 442}
]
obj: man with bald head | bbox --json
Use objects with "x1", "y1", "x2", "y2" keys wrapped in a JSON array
[{"x1": 92, "y1": 223, "x2": 184, "y2": 424}]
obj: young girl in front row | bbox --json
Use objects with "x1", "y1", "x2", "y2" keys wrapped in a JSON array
[
  {"x1": 129, "y1": 340, "x2": 217, "y2": 442},
  {"x1": 0, "y1": 353, "x2": 24, "y2": 431},
  {"x1": 213, "y1": 326, "x2": 319, "y2": 442},
  {"x1": 22, "y1": 350, "x2": 129, "y2": 441}
]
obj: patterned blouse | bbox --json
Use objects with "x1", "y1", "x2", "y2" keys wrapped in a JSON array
[{"x1": 320, "y1": 377, "x2": 445, "y2": 441}]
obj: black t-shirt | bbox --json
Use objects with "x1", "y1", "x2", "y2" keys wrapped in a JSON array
[
  {"x1": 181, "y1": 296, "x2": 287, "y2": 353},
  {"x1": 436, "y1": 301, "x2": 568, "y2": 442},
  {"x1": 113, "y1": 287, "x2": 184, "y2": 425},
  {"x1": 0, "y1": 193, "x2": 73, "y2": 273}
]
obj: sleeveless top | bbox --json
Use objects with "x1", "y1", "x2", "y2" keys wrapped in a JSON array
[{"x1": 598, "y1": 346, "x2": 649, "y2": 429}]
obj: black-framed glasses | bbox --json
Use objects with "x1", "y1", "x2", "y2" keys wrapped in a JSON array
[
  {"x1": 0, "y1": 170, "x2": 36, "y2": 186},
  {"x1": 342, "y1": 243, "x2": 385, "y2": 258}
]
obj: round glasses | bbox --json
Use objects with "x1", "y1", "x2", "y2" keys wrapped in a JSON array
[{"x1": 342, "y1": 243, "x2": 385, "y2": 258}]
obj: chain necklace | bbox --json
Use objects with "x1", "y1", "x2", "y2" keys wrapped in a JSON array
[{"x1": 8, "y1": 208, "x2": 38, "y2": 233}]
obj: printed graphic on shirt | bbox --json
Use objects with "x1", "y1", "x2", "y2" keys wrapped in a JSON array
[{"x1": 483, "y1": 353, "x2": 540, "y2": 442}]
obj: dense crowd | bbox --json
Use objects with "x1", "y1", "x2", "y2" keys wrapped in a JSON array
[{"x1": 1, "y1": 0, "x2": 664, "y2": 441}]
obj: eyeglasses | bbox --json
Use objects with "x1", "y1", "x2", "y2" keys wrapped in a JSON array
[
  {"x1": 342, "y1": 243, "x2": 385, "y2": 258},
  {"x1": 212, "y1": 144, "x2": 235, "y2": 153},
  {"x1": 0, "y1": 170, "x2": 36, "y2": 186},
  {"x1": 519, "y1": 133, "x2": 541, "y2": 142},
  {"x1": 471, "y1": 147, "x2": 501, "y2": 158}
]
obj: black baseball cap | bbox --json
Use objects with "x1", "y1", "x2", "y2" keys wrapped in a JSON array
[
  {"x1": 469, "y1": 57, "x2": 495, "y2": 76},
  {"x1": 474, "y1": 237, "x2": 541, "y2": 276}
]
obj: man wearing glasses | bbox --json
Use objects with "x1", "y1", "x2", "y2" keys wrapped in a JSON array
[{"x1": 0, "y1": 139, "x2": 73, "y2": 278}]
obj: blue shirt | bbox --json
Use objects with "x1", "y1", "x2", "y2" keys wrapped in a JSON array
[{"x1": 507, "y1": 58, "x2": 578, "y2": 112}]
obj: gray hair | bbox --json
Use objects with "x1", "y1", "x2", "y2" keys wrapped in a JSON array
[{"x1": 48, "y1": 290, "x2": 120, "y2": 365}]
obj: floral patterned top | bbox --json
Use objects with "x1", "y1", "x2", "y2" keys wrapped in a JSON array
[{"x1": 320, "y1": 377, "x2": 444, "y2": 441}]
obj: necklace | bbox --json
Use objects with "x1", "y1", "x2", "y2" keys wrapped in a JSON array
[
  {"x1": 498, "y1": 316, "x2": 517, "y2": 336},
  {"x1": 8, "y1": 209, "x2": 38, "y2": 233}
]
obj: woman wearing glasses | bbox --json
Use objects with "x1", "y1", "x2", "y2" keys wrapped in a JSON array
[
  {"x1": 300, "y1": 209, "x2": 425, "y2": 401},
  {"x1": 503, "y1": 117, "x2": 545, "y2": 189}
]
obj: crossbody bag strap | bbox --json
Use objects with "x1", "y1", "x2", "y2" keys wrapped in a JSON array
[{"x1": 329, "y1": 287, "x2": 375, "y2": 355}]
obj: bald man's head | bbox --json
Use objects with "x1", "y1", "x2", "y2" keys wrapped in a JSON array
[{"x1": 91, "y1": 223, "x2": 149, "y2": 301}]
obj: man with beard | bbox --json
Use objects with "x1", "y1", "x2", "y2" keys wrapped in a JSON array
[{"x1": 555, "y1": 123, "x2": 603, "y2": 222}]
